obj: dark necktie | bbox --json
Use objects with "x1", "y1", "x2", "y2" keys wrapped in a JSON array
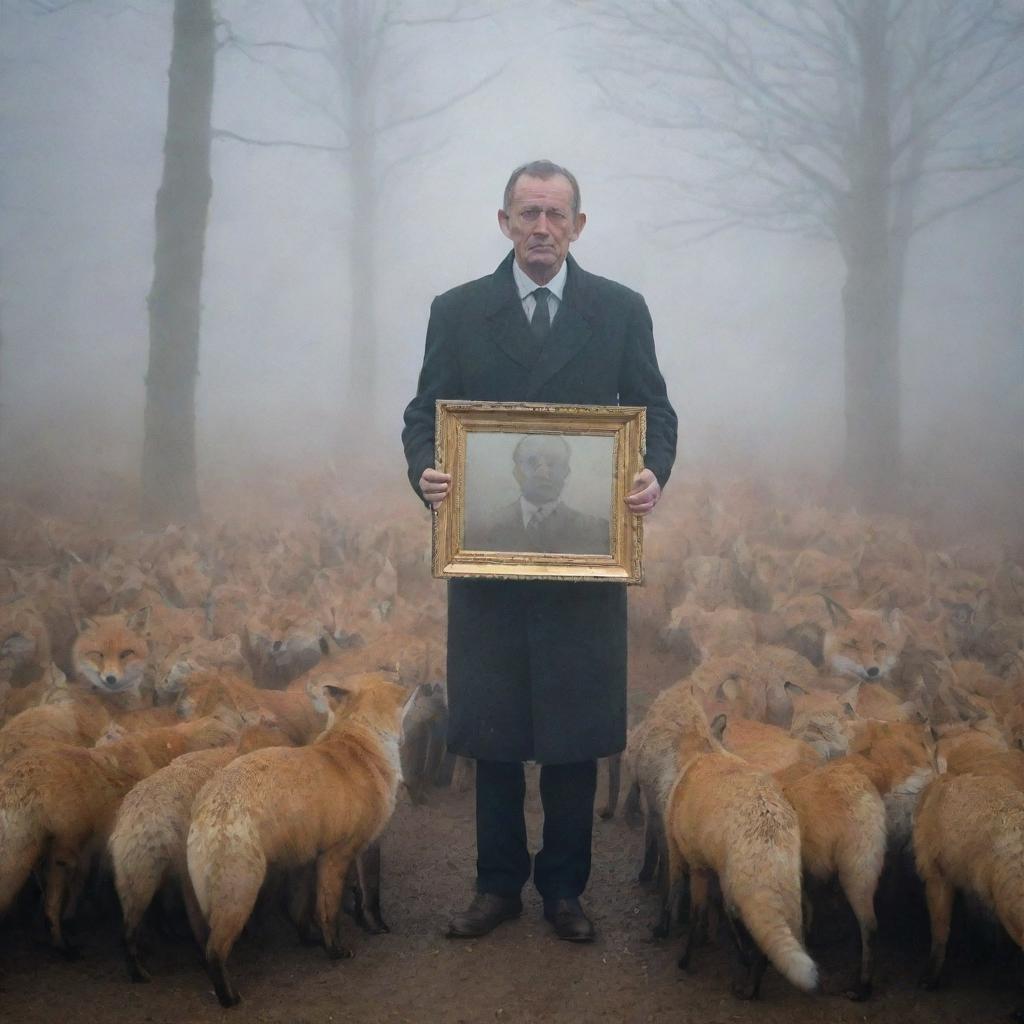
[{"x1": 530, "y1": 287, "x2": 552, "y2": 341}]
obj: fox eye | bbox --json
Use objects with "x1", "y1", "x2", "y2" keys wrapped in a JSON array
[
  {"x1": 875, "y1": 642, "x2": 887, "y2": 651},
  {"x1": 119, "y1": 649, "x2": 135, "y2": 659},
  {"x1": 844, "y1": 641, "x2": 860, "y2": 650},
  {"x1": 87, "y1": 650, "x2": 103, "y2": 660}
]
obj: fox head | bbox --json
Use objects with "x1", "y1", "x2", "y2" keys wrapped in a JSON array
[
  {"x1": 72, "y1": 608, "x2": 150, "y2": 694},
  {"x1": 672, "y1": 684, "x2": 727, "y2": 764},
  {"x1": 785, "y1": 680, "x2": 858, "y2": 760},
  {"x1": 821, "y1": 597, "x2": 905, "y2": 682},
  {"x1": 0, "y1": 598, "x2": 51, "y2": 686},
  {"x1": 244, "y1": 597, "x2": 326, "y2": 684},
  {"x1": 306, "y1": 669, "x2": 409, "y2": 737}
]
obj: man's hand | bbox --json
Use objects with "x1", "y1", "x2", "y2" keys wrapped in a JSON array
[
  {"x1": 625, "y1": 468, "x2": 661, "y2": 517},
  {"x1": 420, "y1": 467, "x2": 452, "y2": 509}
]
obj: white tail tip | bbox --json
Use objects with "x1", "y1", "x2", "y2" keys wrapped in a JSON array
[{"x1": 784, "y1": 952, "x2": 819, "y2": 993}]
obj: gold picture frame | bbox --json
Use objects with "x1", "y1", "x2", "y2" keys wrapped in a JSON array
[{"x1": 432, "y1": 400, "x2": 646, "y2": 583}]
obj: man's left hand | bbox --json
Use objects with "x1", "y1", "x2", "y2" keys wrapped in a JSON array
[{"x1": 625, "y1": 468, "x2": 661, "y2": 517}]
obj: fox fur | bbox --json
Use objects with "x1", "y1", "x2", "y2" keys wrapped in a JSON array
[
  {"x1": 822, "y1": 599, "x2": 906, "y2": 683},
  {"x1": 0, "y1": 713, "x2": 239, "y2": 952},
  {"x1": 176, "y1": 667, "x2": 324, "y2": 745},
  {"x1": 110, "y1": 720, "x2": 294, "y2": 983},
  {"x1": 914, "y1": 772, "x2": 1024, "y2": 1000},
  {"x1": 779, "y1": 759, "x2": 886, "y2": 999},
  {"x1": 72, "y1": 609, "x2": 153, "y2": 705},
  {"x1": 186, "y1": 671, "x2": 409, "y2": 1007},
  {"x1": 663, "y1": 688, "x2": 818, "y2": 998}
]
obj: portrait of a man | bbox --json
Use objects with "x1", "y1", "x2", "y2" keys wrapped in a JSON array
[{"x1": 463, "y1": 433, "x2": 611, "y2": 555}]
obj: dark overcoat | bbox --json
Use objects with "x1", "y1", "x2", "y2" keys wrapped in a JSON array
[{"x1": 402, "y1": 251, "x2": 677, "y2": 764}]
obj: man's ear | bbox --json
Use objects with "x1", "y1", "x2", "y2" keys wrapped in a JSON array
[
  {"x1": 570, "y1": 211, "x2": 586, "y2": 241},
  {"x1": 498, "y1": 208, "x2": 512, "y2": 239}
]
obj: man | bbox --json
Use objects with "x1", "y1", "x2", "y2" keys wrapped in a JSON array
[
  {"x1": 402, "y1": 160, "x2": 676, "y2": 942},
  {"x1": 465, "y1": 434, "x2": 610, "y2": 555}
]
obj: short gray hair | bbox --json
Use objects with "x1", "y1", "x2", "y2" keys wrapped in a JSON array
[{"x1": 503, "y1": 160, "x2": 581, "y2": 218}]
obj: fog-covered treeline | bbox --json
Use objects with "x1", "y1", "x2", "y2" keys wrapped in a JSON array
[{"x1": 0, "y1": 0, "x2": 1021, "y2": 528}]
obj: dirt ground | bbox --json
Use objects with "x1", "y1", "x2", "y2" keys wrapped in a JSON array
[{"x1": 1, "y1": 632, "x2": 1020, "y2": 1023}]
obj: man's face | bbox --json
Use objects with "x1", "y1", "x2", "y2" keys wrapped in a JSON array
[
  {"x1": 513, "y1": 436, "x2": 570, "y2": 505},
  {"x1": 498, "y1": 174, "x2": 586, "y2": 285}
]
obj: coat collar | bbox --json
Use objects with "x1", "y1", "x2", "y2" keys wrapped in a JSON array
[{"x1": 484, "y1": 252, "x2": 595, "y2": 393}]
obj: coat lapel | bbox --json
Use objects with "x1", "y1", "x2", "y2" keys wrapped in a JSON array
[
  {"x1": 484, "y1": 253, "x2": 534, "y2": 371},
  {"x1": 525, "y1": 254, "x2": 594, "y2": 398}
]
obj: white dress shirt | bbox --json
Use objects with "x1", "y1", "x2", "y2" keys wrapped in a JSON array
[
  {"x1": 519, "y1": 496, "x2": 559, "y2": 530},
  {"x1": 512, "y1": 259, "x2": 567, "y2": 326}
]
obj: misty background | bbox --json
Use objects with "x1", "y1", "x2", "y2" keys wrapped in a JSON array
[{"x1": 1, "y1": 0, "x2": 1021, "y2": 532}]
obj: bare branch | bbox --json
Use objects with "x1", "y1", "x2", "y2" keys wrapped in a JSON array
[
  {"x1": 211, "y1": 128, "x2": 347, "y2": 154},
  {"x1": 375, "y1": 62, "x2": 504, "y2": 133},
  {"x1": 913, "y1": 173, "x2": 1024, "y2": 234}
]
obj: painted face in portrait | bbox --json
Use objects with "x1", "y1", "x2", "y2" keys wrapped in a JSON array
[
  {"x1": 498, "y1": 174, "x2": 586, "y2": 285},
  {"x1": 513, "y1": 434, "x2": 571, "y2": 505}
]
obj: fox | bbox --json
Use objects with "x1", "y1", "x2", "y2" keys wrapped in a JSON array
[
  {"x1": 400, "y1": 681, "x2": 449, "y2": 804},
  {"x1": 177, "y1": 665, "x2": 327, "y2": 746},
  {"x1": 0, "y1": 712, "x2": 240, "y2": 953},
  {"x1": 784, "y1": 681, "x2": 858, "y2": 760},
  {"x1": 662, "y1": 687, "x2": 818, "y2": 999},
  {"x1": 186, "y1": 671, "x2": 410, "y2": 1007},
  {"x1": 845, "y1": 719, "x2": 937, "y2": 851},
  {"x1": 777, "y1": 759, "x2": 887, "y2": 1000},
  {"x1": 721, "y1": 717, "x2": 822, "y2": 775},
  {"x1": 936, "y1": 722, "x2": 1024, "y2": 791},
  {"x1": 243, "y1": 596, "x2": 326, "y2": 688},
  {"x1": 913, "y1": 772, "x2": 1024, "y2": 1009},
  {"x1": 618, "y1": 682, "x2": 706, "y2": 897},
  {"x1": 156, "y1": 634, "x2": 250, "y2": 704},
  {"x1": 0, "y1": 680, "x2": 112, "y2": 769},
  {"x1": 0, "y1": 595, "x2": 51, "y2": 689},
  {"x1": 822, "y1": 597, "x2": 906, "y2": 683},
  {"x1": 111, "y1": 721, "x2": 297, "y2": 983},
  {"x1": 1, "y1": 661, "x2": 70, "y2": 726},
  {"x1": 72, "y1": 609, "x2": 153, "y2": 706}
]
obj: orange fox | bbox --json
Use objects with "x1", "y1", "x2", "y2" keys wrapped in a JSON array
[
  {"x1": 0, "y1": 713, "x2": 239, "y2": 953},
  {"x1": 822, "y1": 598, "x2": 906, "y2": 683},
  {"x1": 72, "y1": 609, "x2": 152, "y2": 702},
  {"x1": 914, "y1": 773, "x2": 1024, "y2": 1007},
  {"x1": 662, "y1": 689, "x2": 818, "y2": 999},
  {"x1": 186, "y1": 672, "x2": 410, "y2": 1007},
  {"x1": 778, "y1": 759, "x2": 886, "y2": 1000}
]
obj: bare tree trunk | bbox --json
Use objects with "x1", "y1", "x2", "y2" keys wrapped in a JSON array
[
  {"x1": 140, "y1": 0, "x2": 215, "y2": 528},
  {"x1": 839, "y1": 3, "x2": 901, "y2": 509}
]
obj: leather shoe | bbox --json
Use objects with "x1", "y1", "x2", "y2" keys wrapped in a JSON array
[
  {"x1": 543, "y1": 897, "x2": 596, "y2": 943},
  {"x1": 446, "y1": 893, "x2": 522, "y2": 938}
]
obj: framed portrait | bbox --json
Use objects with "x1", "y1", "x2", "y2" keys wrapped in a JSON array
[{"x1": 432, "y1": 401, "x2": 647, "y2": 583}]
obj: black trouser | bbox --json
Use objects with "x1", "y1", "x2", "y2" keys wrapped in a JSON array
[{"x1": 475, "y1": 758, "x2": 597, "y2": 901}]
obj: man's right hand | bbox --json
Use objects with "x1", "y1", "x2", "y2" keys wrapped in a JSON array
[{"x1": 419, "y1": 467, "x2": 452, "y2": 509}]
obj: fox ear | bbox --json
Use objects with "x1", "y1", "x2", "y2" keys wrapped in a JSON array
[
  {"x1": 783, "y1": 680, "x2": 807, "y2": 696},
  {"x1": 717, "y1": 678, "x2": 740, "y2": 702},
  {"x1": 842, "y1": 702, "x2": 857, "y2": 718},
  {"x1": 710, "y1": 714, "x2": 728, "y2": 743},
  {"x1": 126, "y1": 606, "x2": 151, "y2": 633},
  {"x1": 819, "y1": 594, "x2": 851, "y2": 626},
  {"x1": 77, "y1": 615, "x2": 99, "y2": 635},
  {"x1": 322, "y1": 683, "x2": 352, "y2": 703},
  {"x1": 885, "y1": 606, "x2": 903, "y2": 629}
]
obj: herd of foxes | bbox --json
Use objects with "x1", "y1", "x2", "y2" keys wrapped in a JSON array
[{"x1": 0, "y1": 477, "x2": 1022, "y2": 1011}]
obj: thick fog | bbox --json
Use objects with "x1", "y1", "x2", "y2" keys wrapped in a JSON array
[{"x1": 1, "y1": 0, "x2": 1021, "y2": 525}]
